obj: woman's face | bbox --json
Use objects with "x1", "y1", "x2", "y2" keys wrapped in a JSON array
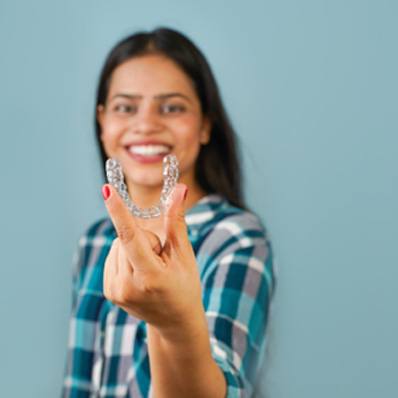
[{"x1": 97, "y1": 54, "x2": 210, "y2": 194}]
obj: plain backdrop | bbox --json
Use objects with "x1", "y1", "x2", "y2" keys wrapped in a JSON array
[{"x1": 0, "y1": 1, "x2": 397, "y2": 397}]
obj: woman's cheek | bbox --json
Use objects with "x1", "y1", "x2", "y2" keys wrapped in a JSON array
[
  {"x1": 177, "y1": 138, "x2": 202, "y2": 174},
  {"x1": 103, "y1": 121, "x2": 127, "y2": 145}
]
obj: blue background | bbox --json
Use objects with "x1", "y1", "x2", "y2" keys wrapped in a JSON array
[{"x1": 0, "y1": 1, "x2": 397, "y2": 397}]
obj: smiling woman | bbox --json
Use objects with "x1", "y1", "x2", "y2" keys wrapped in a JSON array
[
  {"x1": 62, "y1": 27, "x2": 276, "y2": 398},
  {"x1": 96, "y1": 54, "x2": 210, "y2": 203}
]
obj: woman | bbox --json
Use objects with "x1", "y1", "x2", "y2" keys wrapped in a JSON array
[{"x1": 62, "y1": 27, "x2": 275, "y2": 398}]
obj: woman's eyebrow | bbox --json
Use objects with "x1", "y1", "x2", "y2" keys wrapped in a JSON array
[
  {"x1": 154, "y1": 93, "x2": 192, "y2": 103},
  {"x1": 109, "y1": 92, "x2": 192, "y2": 103},
  {"x1": 109, "y1": 93, "x2": 141, "y2": 101}
]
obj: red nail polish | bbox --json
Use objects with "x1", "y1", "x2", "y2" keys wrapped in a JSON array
[{"x1": 102, "y1": 185, "x2": 111, "y2": 200}]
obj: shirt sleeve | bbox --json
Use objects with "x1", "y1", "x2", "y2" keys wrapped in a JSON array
[
  {"x1": 70, "y1": 234, "x2": 86, "y2": 311},
  {"x1": 62, "y1": 230, "x2": 89, "y2": 397},
  {"x1": 62, "y1": 219, "x2": 108, "y2": 397},
  {"x1": 199, "y1": 213, "x2": 276, "y2": 397},
  {"x1": 69, "y1": 218, "x2": 108, "y2": 311}
]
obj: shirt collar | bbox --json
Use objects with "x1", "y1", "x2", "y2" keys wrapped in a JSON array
[
  {"x1": 185, "y1": 193, "x2": 225, "y2": 229},
  {"x1": 104, "y1": 193, "x2": 226, "y2": 238}
]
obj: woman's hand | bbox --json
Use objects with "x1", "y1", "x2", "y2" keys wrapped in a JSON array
[{"x1": 102, "y1": 183, "x2": 204, "y2": 339}]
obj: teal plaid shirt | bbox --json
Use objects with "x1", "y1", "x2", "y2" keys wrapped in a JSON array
[{"x1": 62, "y1": 194, "x2": 275, "y2": 397}]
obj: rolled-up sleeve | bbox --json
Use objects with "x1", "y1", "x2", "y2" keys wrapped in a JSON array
[{"x1": 199, "y1": 214, "x2": 276, "y2": 397}]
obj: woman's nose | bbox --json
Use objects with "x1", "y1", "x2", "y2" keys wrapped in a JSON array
[{"x1": 131, "y1": 106, "x2": 163, "y2": 135}]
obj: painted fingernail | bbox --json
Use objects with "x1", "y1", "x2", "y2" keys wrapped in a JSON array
[{"x1": 102, "y1": 185, "x2": 111, "y2": 200}]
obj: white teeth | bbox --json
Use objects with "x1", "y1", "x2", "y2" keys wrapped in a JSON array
[{"x1": 127, "y1": 145, "x2": 170, "y2": 156}]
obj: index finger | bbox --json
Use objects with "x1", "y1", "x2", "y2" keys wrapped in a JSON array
[{"x1": 102, "y1": 184, "x2": 155, "y2": 269}]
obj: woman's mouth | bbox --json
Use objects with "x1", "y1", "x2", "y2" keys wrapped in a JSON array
[{"x1": 125, "y1": 144, "x2": 172, "y2": 164}]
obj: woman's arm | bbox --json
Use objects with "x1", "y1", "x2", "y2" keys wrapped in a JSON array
[
  {"x1": 147, "y1": 215, "x2": 275, "y2": 398},
  {"x1": 147, "y1": 306, "x2": 226, "y2": 398},
  {"x1": 101, "y1": 183, "x2": 275, "y2": 397}
]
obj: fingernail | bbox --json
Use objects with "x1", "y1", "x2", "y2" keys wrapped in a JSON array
[{"x1": 102, "y1": 185, "x2": 111, "y2": 201}]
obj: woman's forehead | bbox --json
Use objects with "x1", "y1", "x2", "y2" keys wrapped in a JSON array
[{"x1": 108, "y1": 54, "x2": 197, "y2": 99}]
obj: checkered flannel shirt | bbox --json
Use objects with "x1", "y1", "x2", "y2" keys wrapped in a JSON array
[{"x1": 62, "y1": 194, "x2": 275, "y2": 397}]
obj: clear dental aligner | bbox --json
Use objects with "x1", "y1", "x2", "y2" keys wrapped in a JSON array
[{"x1": 105, "y1": 154, "x2": 179, "y2": 219}]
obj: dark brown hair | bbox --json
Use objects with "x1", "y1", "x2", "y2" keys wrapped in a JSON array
[{"x1": 95, "y1": 27, "x2": 246, "y2": 209}]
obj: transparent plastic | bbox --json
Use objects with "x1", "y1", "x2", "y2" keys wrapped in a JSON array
[{"x1": 105, "y1": 154, "x2": 179, "y2": 218}]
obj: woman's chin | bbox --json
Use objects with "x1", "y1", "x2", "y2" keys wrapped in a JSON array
[{"x1": 126, "y1": 175, "x2": 164, "y2": 191}]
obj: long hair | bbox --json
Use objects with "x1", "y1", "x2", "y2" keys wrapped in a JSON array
[{"x1": 94, "y1": 27, "x2": 246, "y2": 209}]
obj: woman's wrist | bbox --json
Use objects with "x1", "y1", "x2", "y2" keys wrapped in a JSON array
[
  {"x1": 147, "y1": 303, "x2": 227, "y2": 398},
  {"x1": 149, "y1": 301, "x2": 210, "y2": 347}
]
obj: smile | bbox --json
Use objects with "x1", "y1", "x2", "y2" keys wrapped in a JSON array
[
  {"x1": 127, "y1": 144, "x2": 171, "y2": 156},
  {"x1": 124, "y1": 143, "x2": 173, "y2": 164}
]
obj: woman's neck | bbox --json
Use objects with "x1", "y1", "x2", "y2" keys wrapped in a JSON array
[
  {"x1": 126, "y1": 179, "x2": 207, "y2": 212},
  {"x1": 124, "y1": 180, "x2": 208, "y2": 244}
]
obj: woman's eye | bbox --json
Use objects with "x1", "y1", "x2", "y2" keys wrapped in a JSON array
[
  {"x1": 160, "y1": 103, "x2": 186, "y2": 114},
  {"x1": 113, "y1": 104, "x2": 137, "y2": 114}
]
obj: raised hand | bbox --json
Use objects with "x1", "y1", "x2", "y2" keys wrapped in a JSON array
[{"x1": 102, "y1": 183, "x2": 204, "y2": 336}]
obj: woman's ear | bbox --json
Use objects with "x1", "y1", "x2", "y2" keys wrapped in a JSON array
[
  {"x1": 200, "y1": 117, "x2": 211, "y2": 145},
  {"x1": 97, "y1": 105, "x2": 106, "y2": 142},
  {"x1": 97, "y1": 104, "x2": 105, "y2": 129}
]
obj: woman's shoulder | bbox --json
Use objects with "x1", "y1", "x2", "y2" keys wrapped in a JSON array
[
  {"x1": 187, "y1": 194, "x2": 272, "y2": 251},
  {"x1": 190, "y1": 194, "x2": 276, "y2": 295},
  {"x1": 188, "y1": 193, "x2": 268, "y2": 230},
  {"x1": 77, "y1": 216, "x2": 116, "y2": 248}
]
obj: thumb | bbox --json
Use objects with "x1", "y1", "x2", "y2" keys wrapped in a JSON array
[{"x1": 164, "y1": 183, "x2": 189, "y2": 247}]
